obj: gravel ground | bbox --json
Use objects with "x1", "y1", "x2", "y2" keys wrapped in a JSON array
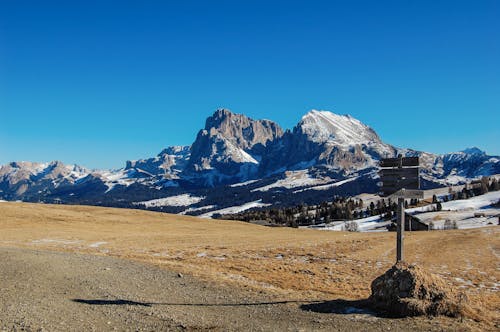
[{"x1": 0, "y1": 247, "x2": 472, "y2": 332}]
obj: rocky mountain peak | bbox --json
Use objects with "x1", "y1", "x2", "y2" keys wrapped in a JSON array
[
  {"x1": 187, "y1": 109, "x2": 284, "y2": 181},
  {"x1": 297, "y1": 110, "x2": 382, "y2": 146},
  {"x1": 203, "y1": 108, "x2": 283, "y2": 150},
  {"x1": 461, "y1": 147, "x2": 485, "y2": 156},
  {"x1": 204, "y1": 108, "x2": 233, "y2": 129},
  {"x1": 158, "y1": 146, "x2": 190, "y2": 157}
]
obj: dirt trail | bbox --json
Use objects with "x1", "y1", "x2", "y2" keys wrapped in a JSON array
[{"x1": 0, "y1": 247, "x2": 468, "y2": 332}]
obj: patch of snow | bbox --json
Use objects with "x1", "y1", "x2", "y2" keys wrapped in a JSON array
[
  {"x1": 442, "y1": 174, "x2": 468, "y2": 185},
  {"x1": 31, "y1": 238, "x2": 81, "y2": 245},
  {"x1": 199, "y1": 200, "x2": 271, "y2": 218},
  {"x1": 294, "y1": 176, "x2": 359, "y2": 193},
  {"x1": 135, "y1": 194, "x2": 205, "y2": 208},
  {"x1": 408, "y1": 191, "x2": 500, "y2": 214},
  {"x1": 454, "y1": 277, "x2": 474, "y2": 287},
  {"x1": 308, "y1": 215, "x2": 390, "y2": 232},
  {"x1": 89, "y1": 241, "x2": 108, "y2": 248},
  {"x1": 238, "y1": 149, "x2": 259, "y2": 164},
  {"x1": 65, "y1": 165, "x2": 89, "y2": 180},
  {"x1": 100, "y1": 169, "x2": 137, "y2": 192},
  {"x1": 180, "y1": 205, "x2": 217, "y2": 215},
  {"x1": 406, "y1": 191, "x2": 500, "y2": 230},
  {"x1": 252, "y1": 170, "x2": 327, "y2": 192},
  {"x1": 230, "y1": 179, "x2": 260, "y2": 187}
]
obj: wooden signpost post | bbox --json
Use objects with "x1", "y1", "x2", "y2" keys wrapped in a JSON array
[{"x1": 379, "y1": 155, "x2": 423, "y2": 263}]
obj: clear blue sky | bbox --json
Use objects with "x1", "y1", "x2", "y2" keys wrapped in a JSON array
[{"x1": 1, "y1": 0, "x2": 498, "y2": 169}]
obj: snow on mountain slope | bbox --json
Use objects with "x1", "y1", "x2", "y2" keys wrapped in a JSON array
[
  {"x1": 229, "y1": 179, "x2": 260, "y2": 187},
  {"x1": 308, "y1": 215, "x2": 390, "y2": 232},
  {"x1": 0, "y1": 161, "x2": 90, "y2": 198},
  {"x1": 293, "y1": 176, "x2": 360, "y2": 193},
  {"x1": 99, "y1": 169, "x2": 138, "y2": 192},
  {"x1": 258, "y1": 110, "x2": 396, "y2": 177},
  {"x1": 407, "y1": 191, "x2": 500, "y2": 214},
  {"x1": 0, "y1": 161, "x2": 88, "y2": 184},
  {"x1": 252, "y1": 170, "x2": 329, "y2": 192},
  {"x1": 135, "y1": 194, "x2": 205, "y2": 208},
  {"x1": 180, "y1": 205, "x2": 217, "y2": 215},
  {"x1": 126, "y1": 145, "x2": 190, "y2": 178},
  {"x1": 299, "y1": 110, "x2": 379, "y2": 146},
  {"x1": 199, "y1": 200, "x2": 271, "y2": 218},
  {"x1": 404, "y1": 191, "x2": 500, "y2": 230},
  {"x1": 405, "y1": 148, "x2": 500, "y2": 186},
  {"x1": 310, "y1": 190, "x2": 500, "y2": 232}
]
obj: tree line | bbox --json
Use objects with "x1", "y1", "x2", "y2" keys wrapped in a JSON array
[{"x1": 217, "y1": 176, "x2": 499, "y2": 228}]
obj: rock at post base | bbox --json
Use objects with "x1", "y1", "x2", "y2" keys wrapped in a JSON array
[{"x1": 370, "y1": 262, "x2": 468, "y2": 317}]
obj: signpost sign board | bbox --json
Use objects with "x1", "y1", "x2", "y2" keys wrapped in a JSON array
[
  {"x1": 379, "y1": 156, "x2": 419, "y2": 167},
  {"x1": 379, "y1": 166, "x2": 420, "y2": 196},
  {"x1": 379, "y1": 155, "x2": 423, "y2": 263}
]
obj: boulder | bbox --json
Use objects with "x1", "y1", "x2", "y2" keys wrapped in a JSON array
[{"x1": 370, "y1": 262, "x2": 467, "y2": 317}]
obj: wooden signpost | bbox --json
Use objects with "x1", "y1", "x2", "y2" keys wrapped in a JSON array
[{"x1": 379, "y1": 155, "x2": 423, "y2": 263}]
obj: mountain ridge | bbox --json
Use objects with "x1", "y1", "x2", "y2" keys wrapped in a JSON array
[{"x1": 1, "y1": 109, "x2": 498, "y2": 215}]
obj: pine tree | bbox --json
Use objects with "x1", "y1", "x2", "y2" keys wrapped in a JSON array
[
  {"x1": 480, "y1": 177, "x2": 489, "y2": 195},
  {"x1": 489, "y1": 178, "x2": 499, "y2": 191}
]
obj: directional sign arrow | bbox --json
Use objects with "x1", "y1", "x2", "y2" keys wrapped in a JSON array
[{"x1": 379, "y1": 167, "x2": 419, "y2": 179}]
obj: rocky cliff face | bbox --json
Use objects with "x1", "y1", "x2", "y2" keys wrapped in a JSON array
[
  {"x1": 186, "y1": 109, "x2": 283, "y2": 184},
  {"x1": 203, "y1": 109, "x2": 283, "y2": 152}
]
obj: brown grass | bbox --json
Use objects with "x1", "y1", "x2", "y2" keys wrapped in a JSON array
[{"x1": 0, "y1": 202, "x2": 498, "y2": 327}]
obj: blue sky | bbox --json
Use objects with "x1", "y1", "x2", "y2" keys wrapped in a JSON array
[{"x1": 1, "y1": 0, "x2": 498, "y2": 169}]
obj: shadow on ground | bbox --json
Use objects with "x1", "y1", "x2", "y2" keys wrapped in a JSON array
[
  {"x1": 73, "y1": 299, "x2": 153, "y2": 307},
  {"x1": 300, "y1": 299, "x2": 378, "y2": 316},
  {"x1": 72, "y1": 298, "x2": 323, "y2": 307}
]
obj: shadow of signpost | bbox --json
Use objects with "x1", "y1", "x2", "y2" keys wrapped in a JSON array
[
  {"x1": 72, "y1": 298, "x2": 323, "y2": 307},
  {"x1": 73, "y1": 299, "x2": 153, "y2": 307},
  {"x1": 72, "y1": 298, "x2": 381, "y2": 317}
]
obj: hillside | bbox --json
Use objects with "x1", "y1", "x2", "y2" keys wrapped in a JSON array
[{"x1": 0, "y1": 201, "x2": 498, "y2": 329}]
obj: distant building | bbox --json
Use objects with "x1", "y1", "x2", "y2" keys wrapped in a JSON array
[{"x1": 387, "y1": 213, "x2": 428, "y2": 231}]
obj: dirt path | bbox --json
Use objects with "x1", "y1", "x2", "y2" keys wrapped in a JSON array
[{"x1": 0, "y1": 247, "x2": 469, "y2": 332}]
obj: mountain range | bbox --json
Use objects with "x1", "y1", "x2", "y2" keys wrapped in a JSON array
[{"x1": 1, "y1": 109, "x2": 498, "y2": 216}]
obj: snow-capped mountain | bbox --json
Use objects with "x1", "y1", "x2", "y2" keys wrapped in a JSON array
[
  {"x1": 125, "y1": 146, "x2": 190, "y2": 180},
  {"x1": 410, "y1": 149, "x2": 500, "y2": 186},
  {"x1": 0, "y1": 109, "x2": 498, "y2": 215},
  {"x1": 259, "y1": 110, "x2": 396, "y2": 176},
  {"x1": 0, "y1": 161, "x2": 89, "y2": 200}
]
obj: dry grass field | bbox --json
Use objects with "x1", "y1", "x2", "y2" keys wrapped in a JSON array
[{"x1": 0, "y1": 202, "x2": 498, "y2": 329}]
